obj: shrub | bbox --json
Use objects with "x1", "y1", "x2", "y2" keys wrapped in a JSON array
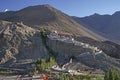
[{"x1": 104, "y1": 67, "x2": 120, "y2": 80}]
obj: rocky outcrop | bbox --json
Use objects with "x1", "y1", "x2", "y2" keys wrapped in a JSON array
[
  {"x1": 0, "y1": 21, "x2": 49, "y2": 67},
  {"x1": 46, "y1": 33, "x2": 120, "y2": 71},
  {"x1": 77, "y1": 52, "x2": 120, "y2": 71}
]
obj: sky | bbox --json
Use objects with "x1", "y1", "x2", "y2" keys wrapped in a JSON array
[{"x1": 0, "y1": 0, "x2": 120, "y2": 17}]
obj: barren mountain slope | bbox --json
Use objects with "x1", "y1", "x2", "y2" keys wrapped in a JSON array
[
  {"x1": 0, "y1": 5, "x2": 106, "y2": 41},
  {"x1": 0, "y1": 21, "x2": 48, "y2": 68},
  {"x1": 0, "y1": 5, "x2": 119, "y2": 72},
  {"x1": 73, "y1": 12, "x2": 120, "y2": 41}
]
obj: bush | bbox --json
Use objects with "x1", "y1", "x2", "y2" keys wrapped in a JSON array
[{"x1": 104, "y1": 67, "x2": 120, "y2": 80}]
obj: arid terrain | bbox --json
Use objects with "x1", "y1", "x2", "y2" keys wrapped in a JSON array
[{"x1": 0, "y1": 4, "x2": 120, "y2": 80}]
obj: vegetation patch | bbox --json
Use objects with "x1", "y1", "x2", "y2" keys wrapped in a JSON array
[
  {"x1": 104, "y1": 67, "x2": 120, "y2": 80},
  {"x1": 0, "y1": 70, "x2": 21, "y2": 75},
  {"x1": 41, "y1": 28, "x2": 57, "y2": 58},
  {"x1": 55, "y1": 73, "x2": 104, "y2": 80}
]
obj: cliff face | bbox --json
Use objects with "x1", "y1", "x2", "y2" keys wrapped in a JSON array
[
  {"x1": 47, "y1": 38, "x2": 91, "y2": 65},
  {"x1": 0, "y1": 21, "x2": 49, "y2": 68},
  {"x1": 46, "y1": 33, "x2": 120, "y2": 71},
  {"x1": 47, "y1": 38, "x2": 92, "y2": 56}
]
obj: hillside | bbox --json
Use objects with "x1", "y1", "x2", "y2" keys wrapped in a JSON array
[
  {"x1": 0, "y1": 21, "x2": 49, "y2": 69},
  {"x1": 47, "y1": 34, "x2": 120, "y2": 71},
  {"x1": 0, "y1": 5, "x2": 120, "y2": 72},
  {"x1": 73, "y1": 12, "x2": 120, "y2": 41},
  {"x1": 0, "y1": 4, "x2": 106, "y2": 41}
]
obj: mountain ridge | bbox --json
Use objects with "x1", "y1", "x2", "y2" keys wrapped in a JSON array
[
  {"x1": 73, "y1": 11, "x2": 120, "y2": 41},
  {"x1": 0, "y1": 4, "x2": 106, "y2": 41}
]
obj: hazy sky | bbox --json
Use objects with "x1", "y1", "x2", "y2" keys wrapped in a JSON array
[{"x1": 0, "y1": 0, "x2": 120, "y2": 17}]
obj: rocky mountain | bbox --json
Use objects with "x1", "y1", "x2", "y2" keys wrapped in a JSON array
[
  {"x1": 0, "y1": 5, "x2": 120, "y2": 72},
  {"x1": 73, "y1": 12, "x2": 120, "y2": 41},
  {"x1": 0, "y1": 21, "x2": 49, "y2": 70},
  {"x1": 47, "y1": 34, "x2": 120, "y2": 71},
  {"x1": 0, "y1": 4, "x2": 105, "y2": 41}
]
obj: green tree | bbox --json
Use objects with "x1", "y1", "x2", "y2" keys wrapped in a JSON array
[
  {"x1": 49, "y1": 57, "x2": 55, "y2": 67},
  {"x1": 40, "y1": 58, "x2": 47, "y2": 70},
  {"x1": 104, "y1": 67, "x2": 120, "y2": 80}
]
